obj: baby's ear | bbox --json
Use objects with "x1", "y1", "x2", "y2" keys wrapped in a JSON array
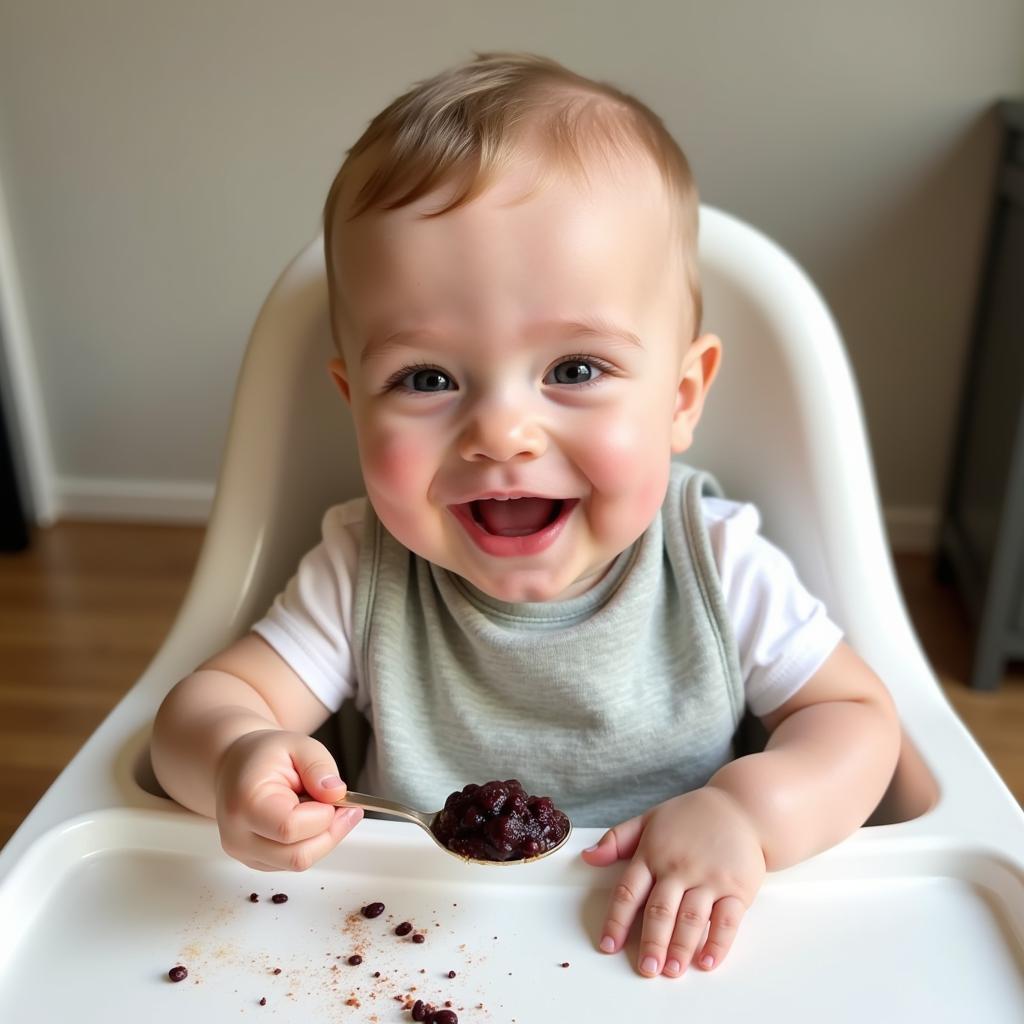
[
  {"x1": 670, "y1": 333, "x2": 722, "y2": 453},
  {"x1": 327, "y1": 357, "x2": 352, "y2": 405}
]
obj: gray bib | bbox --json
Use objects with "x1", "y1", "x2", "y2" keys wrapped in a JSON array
[{"x1": 350, "y1": 460, "x2": 744, "y2": 826}]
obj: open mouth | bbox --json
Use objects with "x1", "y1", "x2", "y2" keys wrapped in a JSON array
[
  {"x1": 467, "y1": 497, "x2": 566, "y2": 537},
  {"x1": 449, "y1": 496, "x2": 578, "y2": 557}
]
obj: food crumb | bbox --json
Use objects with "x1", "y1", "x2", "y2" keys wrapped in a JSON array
[{"x1": 346, "y1": 996, "x2": 361, "y2": 1007}]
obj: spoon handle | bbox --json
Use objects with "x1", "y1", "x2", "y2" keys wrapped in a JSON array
[{"x1": 336, "y1": 791, "x2": 434, "y2": 831}]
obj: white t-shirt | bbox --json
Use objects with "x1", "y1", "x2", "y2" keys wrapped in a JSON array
[{"x1": 253, "y1": 496, "x2": 843, "y2": 721}]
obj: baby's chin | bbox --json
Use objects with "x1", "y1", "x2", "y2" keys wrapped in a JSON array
[{"x1": 453, "y1": 562, "x2": 609, "y2": 604}]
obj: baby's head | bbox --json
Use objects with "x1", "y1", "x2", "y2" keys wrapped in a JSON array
[{"x1": 323, "y1": 53, "x2": 721, "y2": 603}]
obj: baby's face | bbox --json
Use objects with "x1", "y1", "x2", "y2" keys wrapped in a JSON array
[{"x1": 329, "y1": 156, "x2": 719, "y2": 602}]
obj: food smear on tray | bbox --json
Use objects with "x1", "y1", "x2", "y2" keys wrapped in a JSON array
[{"x1": 430, "y1": 779, "x2": 571, "y2": 862}]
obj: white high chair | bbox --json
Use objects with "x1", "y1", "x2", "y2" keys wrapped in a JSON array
[{"x1": 2, "y1": 207, "x2": 1023, "y2": 1021}]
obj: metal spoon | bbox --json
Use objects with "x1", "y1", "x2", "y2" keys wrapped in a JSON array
[{"x1": 336, "y1": 790, "x2": 572, "y2": 866}]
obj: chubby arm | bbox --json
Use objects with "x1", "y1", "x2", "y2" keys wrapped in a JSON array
[
  {"x1": 583, "y1": 638, "x2": 901, "y2": 979},
  {"x1": 707, "y1": 639, "x2": 902, "y2": 870},
  {"x1": 151, "y1": 633, "x2": 333, "y2": 817},
  {"x1": 151, "y1": 634, "x2": 363, "y2": 872}
]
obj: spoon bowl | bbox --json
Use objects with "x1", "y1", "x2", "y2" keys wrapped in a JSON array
[{"x1": 336, "y1": 791, "x2": 572, "y2": 865}]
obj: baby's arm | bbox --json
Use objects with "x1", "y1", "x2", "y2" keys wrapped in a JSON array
[
  {"x1": 583, "y1": 640, "x2": 900, "y2": 978},
  {"x1": 151, "y1": 633, "x2": 363, "y2": 870},
  {"x1": 707, "y1": 640, "x2": 901, "y2": 869}
]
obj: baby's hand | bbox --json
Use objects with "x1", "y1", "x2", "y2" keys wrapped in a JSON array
[
  {"x1": 581, "y1": 786, "x2": 766, "y2": 978},
  {"x1": 214, "y1": 729, "x2": 363, "y2": 871}
]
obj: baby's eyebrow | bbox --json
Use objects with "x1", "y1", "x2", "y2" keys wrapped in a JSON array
[
  {"x1": 360, "y1": 316, "x2": 644, "y2": 364},
  {"x1": 529, "y1": 316, "x2": 645, "y2": 351},
  {"x1": 360, "y1": 327, "x2": 443, "y2": 365}
]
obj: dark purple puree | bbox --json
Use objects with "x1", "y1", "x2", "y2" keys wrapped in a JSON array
[{"x1": 430, "y1": 779, "x2": 570, "y2": 862}]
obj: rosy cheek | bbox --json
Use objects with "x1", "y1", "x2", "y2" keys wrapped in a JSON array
[
  {"x1": 580, "y1": 405, "x2": 673, "y2": 544},
  {"x1": 358, "y1": 427, "x2": 429, "y2": 501},
  {"x1": 583, "y1": 412, "x2": 665, "y2": 496},
  {"x1": 356, "y1": 420, "x2": 449, "y2": 555}
]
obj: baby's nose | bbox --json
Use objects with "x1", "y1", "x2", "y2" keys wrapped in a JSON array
[{"x1": 456, "y1": 400, "x2": 546, "y2": 463}]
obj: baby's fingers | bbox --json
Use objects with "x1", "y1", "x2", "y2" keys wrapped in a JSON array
[
  {"x1": 245, "y1": 806, "x2": 363, "y2": 872},
  {"x1": 636, "y1": 879, "x2": 690, "y2": 977},
  {"x1": 580, "y1": 815, "x2": 645, "y2": 867},
  {"x1": 248, "y1": 786, "x2": 337, "y2": 845},
  {"x1": 661, "y1": 886, "x2": 715, "y2": 977},
  {"x1": 597, "y1": 861, "x2": 652, "y2": 957},
  {"x1": 697, "y1": 895, "x2": 746, "y2": 972}
]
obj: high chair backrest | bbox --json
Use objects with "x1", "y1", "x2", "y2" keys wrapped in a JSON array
[{"x1": 163, "y1": 205, "x2": 930, "y2": 720}]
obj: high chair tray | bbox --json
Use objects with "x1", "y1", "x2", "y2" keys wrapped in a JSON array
[{"x1": 1, "y1": 808, "x2": 1023, "y2": 1021}]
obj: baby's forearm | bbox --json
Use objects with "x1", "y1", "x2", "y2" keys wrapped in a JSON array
[
  {"x1": 151, "y1": 670, "x2": 283, "y2": 819},
  {"x1": 707, "y1": 696, "x2": 901, "y2": 871}
]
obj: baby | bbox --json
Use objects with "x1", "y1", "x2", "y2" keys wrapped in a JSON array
[{"x1": 152, "y1": 52, "x2": 901, "y2": 980}]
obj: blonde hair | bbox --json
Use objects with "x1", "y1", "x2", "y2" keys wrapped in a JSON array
[{"x1": 324, "y1": 52, "x2": 702, "y2": 343}]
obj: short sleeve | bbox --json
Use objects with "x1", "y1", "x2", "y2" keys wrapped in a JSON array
[
  {"x1": 250, "y1": 498, "x2": 366, "y2": 714},
  {"x1": 702, "y1": 497, "x2": 844, "y2": 718}
]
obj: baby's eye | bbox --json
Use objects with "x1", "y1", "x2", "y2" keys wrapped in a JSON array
[
  {"x1": 385, "y1": 365, "x2": 456, "y2": 393},
  {"x1": 408, "y1": 368, "x2": 453, "y2": 392},
  {"x1": 545, "y1": 358, "x2": 608, "y2": 386}
]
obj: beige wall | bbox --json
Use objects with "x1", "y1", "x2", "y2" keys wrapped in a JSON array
[{"x1": 1, "y1": 0, "x2": 1022, "y2": 542}]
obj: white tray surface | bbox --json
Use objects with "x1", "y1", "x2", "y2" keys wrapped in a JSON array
[{"x1": 1, "y1": 809, "x2": 1023, "y2": 1022}]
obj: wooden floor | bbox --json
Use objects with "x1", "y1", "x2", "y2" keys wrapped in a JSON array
[{"x1": 1, "y1": 522, "x2": 1022, "y2": 849}]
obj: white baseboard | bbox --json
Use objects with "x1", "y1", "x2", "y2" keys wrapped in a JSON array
[
  {"x1": 56, "y1": 477, "x2": 215, "y2": 524},
  {"x1": 883, "y1": 505, "x2": 939, "y2": 554}
]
